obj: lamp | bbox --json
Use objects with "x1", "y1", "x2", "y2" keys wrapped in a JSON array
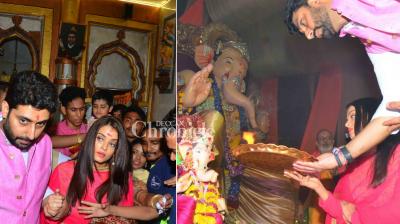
[{"x1": 119, "y1": 0, "x2": 173, "y2": 9}]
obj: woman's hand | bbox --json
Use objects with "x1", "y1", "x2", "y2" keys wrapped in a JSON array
[
  {"x1": 284, "y1": 170, "x2": 329, "y2": 200},
  {"x1": 284, "y1": 170, "x2": 322, "y2": 190},
  {"x1": 293, "y1": 152, "x2": 338, "y2": 173},
  {"x1": 77, "y1": 201, "x2": 110, "y2": 219},
  {"x1": 341, "y1": 201, "x2": 355, "y2": 224}
]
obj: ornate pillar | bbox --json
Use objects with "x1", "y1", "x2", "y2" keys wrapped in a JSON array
[
  {"x1": 61, "y1": 0, "x2": 80, "y2": 23},
  {"x1": 54, "y1": 0, "x2": 81, "y2": 123},
  {"x1": 55, "y1": 0, "x2": 80, "y2": 92}
]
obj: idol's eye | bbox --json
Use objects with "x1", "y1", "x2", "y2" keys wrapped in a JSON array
[{"x1": 224, "y1": 58, "x2": 233, "y2": 64}]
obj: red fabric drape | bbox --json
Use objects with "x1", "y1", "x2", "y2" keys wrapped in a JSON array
[
  {"x1": 178, "y1": 0, "x2": 205, "y2": 26},
  {"x1": 300, "y1": 68, "x2": 342, "y2": 153},
  {"x1": 261, "y1": 79, "x2": 279, "y2": 143}
]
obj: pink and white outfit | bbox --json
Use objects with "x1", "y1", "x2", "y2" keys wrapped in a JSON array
[
  {"x1": 0, "y1": 128, "x2": 52, "y2": 224},
  {"x1": 333, "y1": 0, "x2": 400, "y2": 123}
]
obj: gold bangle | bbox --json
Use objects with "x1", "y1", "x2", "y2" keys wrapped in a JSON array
[{"x1": 135, "y1": 190, "x2": 144, "y2": 202}]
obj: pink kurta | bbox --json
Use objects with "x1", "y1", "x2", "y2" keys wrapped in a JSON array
[
  {"x1": 54, "y1": 120, "x2": 88, "y2": 156},
  {"x1": 0, "y1": 129, "x2": 52, "y2": 224},
  {"x1": 333, "y1": 0, "x2": 400, "y2": 53},
  {"x1": 332, "y1": 0, "x2": 400, "y2": 124},
  {"x1": 41, "y1": 161, "x2": 134, "y2": 224},
  {"x1": 319, "y1": 145, "x2": 400, "y2": 224}
]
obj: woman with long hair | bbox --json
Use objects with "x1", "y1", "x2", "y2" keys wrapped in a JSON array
[
  {"x1": 41, "y1": 116, "x2": 158, "y2": 223},
  {"x1": 285, "y1": 98, "x2": 400, "y2": 223}
]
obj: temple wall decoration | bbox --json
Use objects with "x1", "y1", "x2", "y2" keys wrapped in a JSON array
[
  {"x1": 82, "y1": 15, "x2": 157, "y2": 117},
  {"x1": 0, "y1": 3, "x2": 52, "y2": 77}
]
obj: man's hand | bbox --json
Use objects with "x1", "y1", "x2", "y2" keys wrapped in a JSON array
[
  {"x1": 383, "y1": 101, "x2": 400, "y2": 130},
  {"x1": 43, "y1": 189, "x2": 65, "y2": 218}
]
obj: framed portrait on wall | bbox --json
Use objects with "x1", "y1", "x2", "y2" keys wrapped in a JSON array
[
  {"x1": 58, "y1": 23, "x2": 85, "y2": 61},
  {"x1": 155, "y1": 13, "x2": 175, "y2": 94}
]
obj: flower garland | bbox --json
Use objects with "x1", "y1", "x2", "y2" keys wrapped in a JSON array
[
  {"x1": 185, "y1": 182, "x2": 222, "y2": 224},
  {"x1": 211, "y1": 74, "x2": 243, "y2": 204}
]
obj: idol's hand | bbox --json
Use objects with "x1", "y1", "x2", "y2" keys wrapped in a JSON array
[
  {"x1": 182, "y1": 64, "x2": 213, "y2": 108},
  {"x1": 177, "y1": 172, "x2": 193, "y2": 193}
]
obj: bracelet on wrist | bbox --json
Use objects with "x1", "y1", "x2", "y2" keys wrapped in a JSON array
[
  {"x1": 341, "y1": 146, "x2": 353, "y2": 164},
  {"x1": 332, "y1": 148, "x2": 343, "y2": 167}
]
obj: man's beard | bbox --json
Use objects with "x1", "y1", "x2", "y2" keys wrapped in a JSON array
[
  {"x1": 314, "y1": 23, "x2": 336, "y2": 39},
  {"x1": 3, "y1": 118, "x2": 36, "y2": 151},
  {"x1": 312, "y1": 8, "x2": 337, "y2": 39}
]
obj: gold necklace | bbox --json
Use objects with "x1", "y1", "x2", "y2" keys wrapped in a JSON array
[{"x1": 95, "y1": 164, "x2": 110, "y2": 171}]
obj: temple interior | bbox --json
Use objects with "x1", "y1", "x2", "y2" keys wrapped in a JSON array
[{"x1": 177, "y1": 1, "x2": 388, "y2": 223}]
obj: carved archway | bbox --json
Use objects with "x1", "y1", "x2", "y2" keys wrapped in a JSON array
[
  {"x1": 86, "y1": 30, "x2": 145, "y2": 100},
  {"x1": 0, "y1": 16, "x2": 40, "y2": 72}
]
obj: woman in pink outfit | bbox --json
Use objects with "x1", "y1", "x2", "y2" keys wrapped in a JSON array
[
  {"x1": 286, "y1": 98, "x2": 400, "y2": 224},
  {"x1": 41, "y1": 116, "x2": 158, "y2": 224}
]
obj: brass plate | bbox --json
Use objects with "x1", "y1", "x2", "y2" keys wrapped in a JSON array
[{"x1": 233, "y1": 143, "x2": 316, "y2": 174}]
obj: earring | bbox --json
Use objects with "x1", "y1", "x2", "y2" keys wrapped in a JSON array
[{"x1": 112, "y1": 157, "x2": 115, "y2": 166}]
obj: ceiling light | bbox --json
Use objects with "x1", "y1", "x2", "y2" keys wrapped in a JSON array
[{"x1": 119, "y1": 0, "x2": 172, "y2": 8}]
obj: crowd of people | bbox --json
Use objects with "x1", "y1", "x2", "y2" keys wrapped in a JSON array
[{"x1": 0, "y1": 71, "x2": 176, "y2": 224}]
